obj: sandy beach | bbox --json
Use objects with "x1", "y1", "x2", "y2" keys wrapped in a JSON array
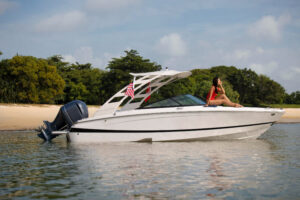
[
  {"x1": 0, "y1": 104, "x2": 99, "y2": 131},
  {"x1": 278, "y1": 108, "x2": 300, "y2": 123},
  {"x1": 0, "y1": 104, "x2": 299, "y2": 131}
]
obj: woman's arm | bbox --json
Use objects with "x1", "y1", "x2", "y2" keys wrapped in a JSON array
[
  {"x1": 219, "y1": 81, "x2": 225, "y2": 94},
  {"x1": 205, "y1": 86, "x2": 214, "y2": 106}
]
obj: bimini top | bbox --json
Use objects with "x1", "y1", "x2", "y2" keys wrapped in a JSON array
[{"x1": 93, "y1": 70, "x2": 192, "y2": 117}]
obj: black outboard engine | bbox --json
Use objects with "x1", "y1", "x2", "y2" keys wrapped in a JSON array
[{"x1": 38, "y1": 100, "x2": 88, "y2": 141}]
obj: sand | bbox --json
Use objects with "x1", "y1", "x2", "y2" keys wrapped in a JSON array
[
  {"x1": 277, "y1": 108, "x2": 300, "y2": 124},
  {"x1": 0, "y1": 104, "x2": 99, "y2": 131},
  {"x1": 0, "y1": 104, "x2": 299, "y2": 131}
]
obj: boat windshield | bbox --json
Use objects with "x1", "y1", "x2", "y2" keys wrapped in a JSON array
[{"x1": 143, "y1": 94, "x2": 206, "y2": 108}]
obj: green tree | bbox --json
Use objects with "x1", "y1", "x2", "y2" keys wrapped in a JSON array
[
  {"x1": 155, "y1": 77, "x2": 197, "y2": 102},
  {"x1": 0, "y1": 59, "x2": 18, "y2": 102},
  {"x1": 210, "y1": 66, "x2": 240, "y2": 82},
  {"x1": 236, "y1": 68, "x2": 259, "y2": 105},
  {"x1": 289, "y1": 91, "x2": 300, "y2": 104},
  {"x1": 0, "y1": 55, "x2": 65, "y2": 103},
  {"x1": 211, "y1": 66, "x2": 286, "y2": 105},
  {"x1": 48, "y1": 56, "x2": 105, "y2": 104},
  {"x1": 209, "y1": 66, "x2": 254, "y2": 104},
  {"x1": 191, "y1": 68, "x2": 239, "y2": 102},
  {"x1": 100, "y1": 50, "x2": 162, "y2": 104},
  {"x1": 191, "y1": 68, "x2": 213, "y2": 99},
  {"x1": 257, "y1": 75, "x2": 286, "y2": 104},
  {"x1": 47, "y1": 55, "x2": 69, "y2": 74},
  {"x1": 1, "y1": 52, "x2": 288, "y2": 106}
]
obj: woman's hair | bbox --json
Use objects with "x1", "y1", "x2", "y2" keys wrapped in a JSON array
[{"x1": 213, "y1": 76, "x2": 219, "y2": 94}]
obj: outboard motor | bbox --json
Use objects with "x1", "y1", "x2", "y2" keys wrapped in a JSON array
[{"x1": 38, "y1": 100, "x2": 88, "y2": 141}]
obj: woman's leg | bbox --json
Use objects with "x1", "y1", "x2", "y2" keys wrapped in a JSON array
[
  {"x1": 215, "y1": 94, "x2": 236, "y2": 107},
  {"x1": 214, "y1": 94, "x2": 243, "y2": 107},
  {"x1": 208, "y1": 99, "x2": 235, "y2": 106},
  {"x1": 218, "y1": 94, "x2": 230, "y2": 102}
]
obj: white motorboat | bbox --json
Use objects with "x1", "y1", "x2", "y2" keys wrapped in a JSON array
[{"x1": 38, "y1": 70, "x2": 284, "y2": 143}]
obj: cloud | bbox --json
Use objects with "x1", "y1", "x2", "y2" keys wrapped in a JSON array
[
  {"x1": 85, "y1": 0, "x2": 140, "y2": 13},
  {"x1": 0, "y1": 0, "x2": 18, "y2": 15},
  {"x1": 233, "y1": 49, "x2": 251, "y2": 60},
  {"x1": 292, "y1": 67, "x2": 300, "y2": 74},
  {"x1": 222, "y1": 49, "x2": 252, "y2": 63},
  {"x1": 74, "y1": 46, "x2": 103, "y2": 67},
  {"x1": 248, "y1": 14, "x2": 291, "y2": 41},
  {"x1": 256, "y1": 47, "x2": 264, "y2": 54},
  {"x1": 156, "y1": 33, "x2": 187, "y2": 57},
  {"x1": 220, "y1": 47, "x2": 268, "y2": 66},
  {"x1": 62, "y1": 46, "x2": 103, "y2": 67},
  {"x1": 249, "y1": 61, "x2": 278, "y2": 75},
  {"x1": 62, "y1": 54, "x2": 77, "y2": 63},
  {"x1": 279, "y1": 66, "x2": 300, "y2": 81},
  {"x1": 62, "y1": 46, "x2": 120, "y2": 69},
  {"x1": 35, "y1": 10, "x2": 87, "y2": 32}
]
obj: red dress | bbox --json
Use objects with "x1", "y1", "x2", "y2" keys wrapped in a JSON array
[{"x1": 206, "y1": 87, "x2": 221, "y2": 100}]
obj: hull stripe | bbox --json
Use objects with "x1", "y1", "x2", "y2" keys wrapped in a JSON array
[{"x1": 70, "y1": 121, "x2": 275, "y2": 133}]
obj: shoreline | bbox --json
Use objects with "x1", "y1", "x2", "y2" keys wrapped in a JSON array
[
  {"x1": 0, "y1": 104, "x2": 100, "y2": 131},
  {"x1": 0, "y1": 104, "x2": 299, "y2": 131}
]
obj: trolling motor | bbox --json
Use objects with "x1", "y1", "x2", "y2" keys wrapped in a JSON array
[{"x1": 37, "y1": 100, "x2": 88, "y2": 141}]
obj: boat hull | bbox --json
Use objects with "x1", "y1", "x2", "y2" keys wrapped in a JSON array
[
  {"x1": 67, "y1": 107, "x2": 284, "y2": 143},
  {"x1": 67, "y1": 123, "x2": 272, "y2": 143}
]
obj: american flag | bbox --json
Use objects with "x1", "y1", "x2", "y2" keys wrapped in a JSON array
[{"x1": 125, "y1": 83, "x2": 134, "y2": 99}]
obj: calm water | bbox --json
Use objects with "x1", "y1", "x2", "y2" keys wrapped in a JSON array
[{"x1": 0, "y1": 124, "x2": 299, "y2": 200}]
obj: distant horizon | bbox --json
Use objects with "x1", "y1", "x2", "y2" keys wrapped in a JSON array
[{"x1": 0, "y1": 0, "x2": 299, "y2": 92}]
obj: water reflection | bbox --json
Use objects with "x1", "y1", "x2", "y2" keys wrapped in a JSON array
[
  {"x1": 0, "y1": 132, "x2": 81, "y2": 199},
  {"x1": 206, "y1": 154, "x2": 227, "y2": 198},
  {"x1": 67, "y1": 139, "x2": 275, "y2": 199},
  {"x1": 1, "y1": 124, "x2": 299, "y2": 199}
]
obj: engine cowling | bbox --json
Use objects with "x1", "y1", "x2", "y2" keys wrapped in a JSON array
[{"x1": 38, "y1": 100, "x2": 88, "y2": 141}]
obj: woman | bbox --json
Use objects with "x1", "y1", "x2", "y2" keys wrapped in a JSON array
[{"x1": 205, "y1": 76, "x2": 243, "y2": 107}]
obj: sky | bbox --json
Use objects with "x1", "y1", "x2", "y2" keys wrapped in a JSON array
[{"x1": 0, "y1": 0, "x2": 299, "y2": 93}]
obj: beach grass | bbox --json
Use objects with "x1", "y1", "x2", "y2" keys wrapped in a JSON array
[{"x1": 265, "y1": 104, "x2": 300, "y2": 108}]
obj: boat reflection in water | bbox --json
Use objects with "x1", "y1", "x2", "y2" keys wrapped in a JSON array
[{"x1": 68, "y1": 138, "x2": 279, "y2": 199}]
